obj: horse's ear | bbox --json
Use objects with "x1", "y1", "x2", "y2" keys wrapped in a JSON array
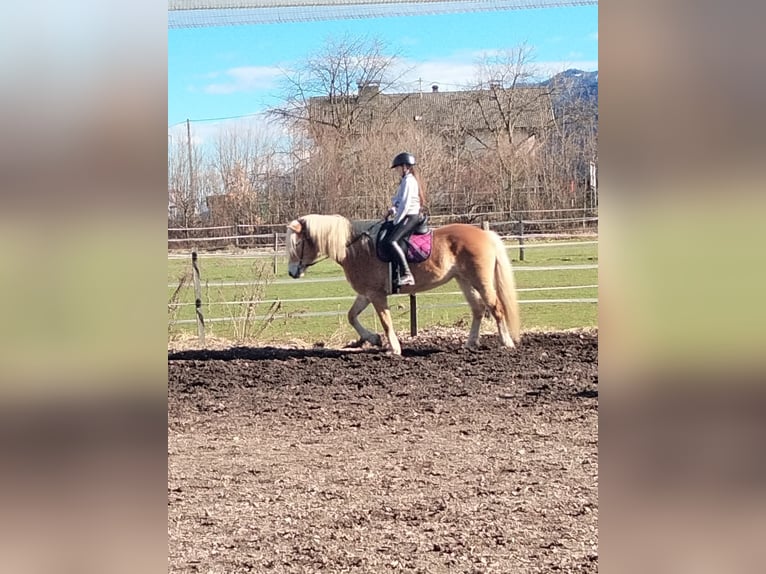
[{"x1": 288, "y1": 219, "x2": 303, "y2": 234}]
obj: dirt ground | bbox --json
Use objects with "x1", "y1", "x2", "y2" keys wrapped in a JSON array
[{"x1": 168, "y1": 330, "x2": 598, "y2": 573}]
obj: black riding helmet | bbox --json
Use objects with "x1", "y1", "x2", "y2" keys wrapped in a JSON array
[{"x1": 391, "y1": 152, "x2": 416, "y2": 168}]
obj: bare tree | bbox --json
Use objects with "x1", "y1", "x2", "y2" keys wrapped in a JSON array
[
  {"x1": 269, "y1": 34, "x2": 409, "y2": 137},
  {"x1": 533, "y1": 68, "x2": 598, "y2": 213},
  {"x1": 473, "y1": 44, "x2": 545, "y2": 146},
  {"x1": 268, "y1": 34, "x2": 417, "y2": 218},
  {"x1": 466, "y1": 44, "x2": 557, "y2": 212},
  {"x1": 168, "y1": 131, "x2": 206, "y2": 227},
  {"x1": 210, "y1": 123, "x2": 283, "y2": 225}
]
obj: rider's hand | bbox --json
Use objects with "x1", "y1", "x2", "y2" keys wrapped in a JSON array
[{"x1": 386, "y1": 207, "x2": 395, "y2": 218}]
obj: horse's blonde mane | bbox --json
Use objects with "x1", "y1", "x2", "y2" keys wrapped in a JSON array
[{"x1": 301, "y1": 214, "x2": 353, "y2": 262}]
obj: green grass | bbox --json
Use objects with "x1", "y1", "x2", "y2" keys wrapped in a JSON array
[{"x1": 168, "y1": 239, "x2": 597, "y2": 344}]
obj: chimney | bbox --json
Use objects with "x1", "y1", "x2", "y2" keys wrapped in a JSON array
[
  {"x1": 431, "y1": 84, "x2": 439, "y2": 92},
  {"x1": 357, "y1": 80, "x2": 380, "y2": 99}
]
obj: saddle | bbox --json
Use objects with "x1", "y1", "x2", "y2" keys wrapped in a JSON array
[
  {"x1": 350, "y1": 216, "x2": 432, "y2": 294},
  {"x1": 375, "y1": 215, "x2": 433, "y2": 264}
]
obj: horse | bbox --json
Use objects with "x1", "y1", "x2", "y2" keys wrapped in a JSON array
[{"x1": 286, "y1": 214, "x2": 521, "y2": 355}]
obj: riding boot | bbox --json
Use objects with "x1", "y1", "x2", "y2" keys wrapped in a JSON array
[{"x1": 390, "y1": 241, "x2": 414, "y2": 286}]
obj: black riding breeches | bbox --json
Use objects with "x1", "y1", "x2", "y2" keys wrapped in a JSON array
[
  {"x1": 387, "y1": 215, "x2": 421, "y2": 275},
  {"x1": 388, "y1": 215, "x2": 422, "y2": 244}
]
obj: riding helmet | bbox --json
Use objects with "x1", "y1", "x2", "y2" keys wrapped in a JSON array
[{"x1": 391, "y1": 152, "x2": 416, "y2": 168}]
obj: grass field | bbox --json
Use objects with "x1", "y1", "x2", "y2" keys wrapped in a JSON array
[{"x1": 167, "y1": 239, "x2": 597, "y2": 345}]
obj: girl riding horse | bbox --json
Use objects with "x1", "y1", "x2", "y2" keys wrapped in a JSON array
[{"x1": 385, "y1": 152, "x2": 427, "y2": 287}]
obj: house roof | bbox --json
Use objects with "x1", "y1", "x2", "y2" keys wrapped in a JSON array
[{"x1": 307, "y1": 86, "x2": 555, "y2": 133}]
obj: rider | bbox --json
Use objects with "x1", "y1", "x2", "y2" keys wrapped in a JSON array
[{"x1": 386, "y1": 152, "x2": 426, "y2": 287}]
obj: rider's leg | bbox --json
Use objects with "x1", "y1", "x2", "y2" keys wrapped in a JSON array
[{"x1": 388, "y1": 215, "x2": 420, "y2": 285}]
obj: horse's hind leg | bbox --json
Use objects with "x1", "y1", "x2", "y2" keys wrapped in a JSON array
[
  {"x1": 347, "y1": 294, "x2": 382, "y2": 347},
  {"x1": 471, "y1": 272, "x2": 514, "y2": 348},
  {"x1": 456, "y1": 277, "x2": 485, "y2": 349},
  {"x1": 369, "y1": 294, "x2": 402, "y2": 355}
]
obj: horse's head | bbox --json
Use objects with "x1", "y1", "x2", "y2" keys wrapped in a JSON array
[{"x1": 286, "y1": 218, "x2": 320, "y2": 278}]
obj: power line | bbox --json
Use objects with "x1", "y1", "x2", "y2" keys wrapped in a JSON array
[{"x1": 169, "y1": 111, "x2": 269, "y2": 128}]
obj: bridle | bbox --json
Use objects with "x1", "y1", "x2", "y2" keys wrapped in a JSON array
[
  {"x1": 295, "y1": 237, "x2": 315, "y2": 268},
  {"x1": 293, "y1": 235, "x2": 326, "y2": 272}
]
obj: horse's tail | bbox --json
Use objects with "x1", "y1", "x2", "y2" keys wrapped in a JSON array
[{"x1": 491, "y1": 232, "x2": 521, "y2": 344}]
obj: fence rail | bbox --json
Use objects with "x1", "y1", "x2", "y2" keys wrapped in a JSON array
[
  {"x1": 171, "y1": 298, "x2": 598, "y2": 326},
  {"x1": 167, "y1": 233, "x2": 273, "y2": 243},
  {"x1": 166, "y1": 264, "x2": 598, "y2": 289},
  {"x1": 169, "y1": 284, "x2": 599, "y2": 307},
  {"x1": 168, "y1": 207, "x2": 598, "y2": 233},
  {"x1": 167, "y1": 213, "x2": 598, "y2": 250},
  {"x1": 167, "y1": 239, "x2": 599, "y2": 260}
]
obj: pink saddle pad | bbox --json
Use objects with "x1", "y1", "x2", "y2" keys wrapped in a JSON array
[{"x1": 407, "y1": 231, "x2": 432, "y2": 263}]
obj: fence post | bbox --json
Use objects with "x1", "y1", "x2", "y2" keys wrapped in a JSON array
[
  {"x1": 191, "y1": 251, "x2": 205, "y2": 345},
  {"x1": 518, "y1": 219, "x2": 525, "y2": 261},
  {"x1": 235, "y1": 224, "x2": 240, "y2": 248},
  {"x1": 273, "y1": 232, "x2": 279, "y2": 274},
  {"x1": 410, "y1": 294, "x2": 418, "y2": 337},
  {"x1": 481, "y1": 220, "x2": 489, "y2": 231}
]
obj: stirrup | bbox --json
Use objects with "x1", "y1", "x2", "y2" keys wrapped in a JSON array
[{"x1": 398, "y1": 274, "x2": 415, "y2": 286}]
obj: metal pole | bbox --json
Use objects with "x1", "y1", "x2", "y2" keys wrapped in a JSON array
[
  {"x1": 518, "y1": 219, "x2": 525, "y2": 261},
  {"x1": 409, "y1": 294, "x2": 418, "y2": 337},
  {"x1": 273, "y1": 232, "x2": 279, "y2": 274},
  {"x1": 191, "y1": 251, "x2": 205, "y2": 344}
]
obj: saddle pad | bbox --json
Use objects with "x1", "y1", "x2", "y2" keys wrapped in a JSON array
[
  {"x1": 406, "y1": 230, "x2": 433, "y2": 263},
  {"x1": 375, "y1": 223, "x2": 432, "y2": 264}
]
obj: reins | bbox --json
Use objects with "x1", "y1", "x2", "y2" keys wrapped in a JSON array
[{"x1": 346, "y1": 218, "x2": 386, "y2": 248}]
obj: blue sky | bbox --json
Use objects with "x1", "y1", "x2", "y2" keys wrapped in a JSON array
[{"x1": 168, "y1": 5, "x2": 597, "y2": 137}]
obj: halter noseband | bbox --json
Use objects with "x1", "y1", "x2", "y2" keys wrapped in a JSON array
[{"x1": 294, "y1": 219, "x2": 327, "y2": 270}]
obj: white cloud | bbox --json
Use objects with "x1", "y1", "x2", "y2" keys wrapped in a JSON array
[
  {"x1": 589, "y1": 32, "x2": 599, "y2": 41},
  {"x1": 468, "y1": 48, "x2": 506, "y2": 59},
  {"x1": 398, "y1": 36, "x2": 420, "y2": 47},
  {"x1": 202, "y1": 66, "x2": 283, "y2": 95},
  {"x1": 393, "y1": 57, "x2": 480, "y2": 91}
]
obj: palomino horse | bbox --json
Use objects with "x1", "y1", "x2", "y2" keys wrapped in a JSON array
[{"x1": 286, "y1": 214, "x2": 520, "y2": 355}]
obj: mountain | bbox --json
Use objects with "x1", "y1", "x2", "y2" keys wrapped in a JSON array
[
  {"x1": 539, "y1": 68, "x2": 598, "y2": 123},
  {"x1": 542, "y1": 69, "x2": 598, "y2": 102}
]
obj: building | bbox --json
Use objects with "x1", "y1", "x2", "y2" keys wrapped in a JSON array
[{"x1": 307, "y1": 81, "x2": 556, "y2": 153}]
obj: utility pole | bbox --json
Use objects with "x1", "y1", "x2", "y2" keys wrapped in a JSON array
[{"x1": 186, "y1": 119, "x2": 195, "y2": 218}]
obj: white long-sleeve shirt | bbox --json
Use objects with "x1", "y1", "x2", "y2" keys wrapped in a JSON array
[{"x1": 391, "y1": 173, "x2": 421, "y2": 224}]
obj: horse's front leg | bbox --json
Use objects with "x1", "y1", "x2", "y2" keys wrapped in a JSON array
[
  {"x1": 369, "y1": 294, "x2": 401, "y2": 355},
  {"x1": 347, "y1": 294, "x2": 382, "y2": 347}
]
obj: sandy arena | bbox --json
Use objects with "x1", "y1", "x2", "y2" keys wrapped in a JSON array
[{"x1": 168, "y1": 330, "x2": 598, "y2": 573}]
